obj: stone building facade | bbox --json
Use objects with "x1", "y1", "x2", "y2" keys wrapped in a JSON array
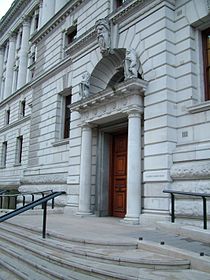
[{"x1": 0, "y1": 0, "x2": 210, "y2": 225}]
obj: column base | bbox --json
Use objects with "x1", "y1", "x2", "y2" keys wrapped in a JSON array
[
  {"x1": 76, "y1": 210, "x2": 93, "y2": 217},
  {"x1": 123, "y1": 215, "x2": 140, "y2": 225}
]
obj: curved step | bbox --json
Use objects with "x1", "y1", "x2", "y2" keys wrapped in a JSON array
[{"x1": 0, "y1": 223, "x2": 190, "y2": 270}]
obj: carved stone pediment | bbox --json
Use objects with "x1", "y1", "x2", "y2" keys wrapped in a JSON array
[{"x1": 70, "y1": 78, "x2": 147, "y2": 124}]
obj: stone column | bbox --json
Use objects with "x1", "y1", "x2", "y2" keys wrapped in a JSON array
[
  {"x1": 124, "y1": 110, "x2": 142, "y2": 224},
  {"x1": 4, "y1": 35, "x2": 16, "y2": 98},
  {"x1": 55, "y1": 0, "x2": 66, "y2": 13},
  {"x1": 17, "y1": 19, "x2": 31, "y2": 89},
  {"x1": 77, "y1": 124, "x2": 92, "y2": 215},
  {"x1": 41, "y1": 0, "x2": 55, "y2": 26},
  {"x1": 0, "y1": 48, "x2": 4, "y2": 100}
]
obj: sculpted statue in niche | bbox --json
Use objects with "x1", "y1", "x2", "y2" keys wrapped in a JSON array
[
  {"x1": 95, "y1": 18, "x2": 111, "y2": 54},
  {"x1": 79, "y1": 72, "x2": 90, "y2": 99},
  {"x1": 124, "y1": 48, "x2": 139, "y2": 79}
]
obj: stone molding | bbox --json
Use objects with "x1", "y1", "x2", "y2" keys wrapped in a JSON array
[
  {"x1": 70, "y1": 78, "x2": 147, "y2": 124},
  {"x1": 170, "y1": 161, "x2": 210, "y2": 179},
  {"x1": 71, "y1": 78, "x2": 147, "y2": 111},
  {"x1": 0, "y1": 0, "x2": 39, "y2": 43},
  {"x1": 31, "y1": 0, "x2": 85, "y2": 44},
  {"x1": 20, "y1": 174, "x2": 67, "y2": 184}
]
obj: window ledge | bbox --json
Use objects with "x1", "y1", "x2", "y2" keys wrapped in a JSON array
[
  {"x1": 0, "y1": 166, "x2": 6, "y2": 169},
  {"x1": 13, "y1": 163, "x2": 22, "y2": 167},
  {"x1": 52, "y1": 139, "x2": 69, "y2": 147},
  {"x1": 187, "y1": 100, "x2": 210, "y2": 113}
]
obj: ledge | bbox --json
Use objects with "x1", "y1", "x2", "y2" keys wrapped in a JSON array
[
  {"x1": 187, "y1": 100, "x2": 210, "y2": 113},
  {"x1": 52, "y1": 139, "x2": 69, "y2": 147},
  {"x1": 0, "y1": 115, "x2": 31, "y2": 133}
]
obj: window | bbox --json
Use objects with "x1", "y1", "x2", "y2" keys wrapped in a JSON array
[
  {"x1": 35, "y1": 13, "x2": 39, "y2": 30},
  {"x1": 16, "y1": 136, "x2": 23, "y2": 165},
  {"x1": 63, "y1": 94, "x2": 71, "y2": 139},
  {"x1": 20, "y1": 99, "x2": 26, "y2": 117},
  {"x1": 202, "y1": 28, "x2": 210, "y2": 100},
  {"x1": 115, "y1": 0, "x2": 127, "y2": 8},
  {"x1": 1, "y1": 141, "x2": 7, "y2": 167},
  {"x1": 5, "y1": 108, "x2": 10, "y2": 125},
  {"x1": 66, "y1": 23, "x2": 77, "y2": 46}
]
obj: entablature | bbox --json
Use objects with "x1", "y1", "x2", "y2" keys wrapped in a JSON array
[{"x1": 70, "y1": 78, "x2": 147, "y2": 124}]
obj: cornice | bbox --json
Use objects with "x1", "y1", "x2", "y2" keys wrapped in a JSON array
[
  {"x1": 0, "y1": 0, "x2": 39, "y2": 45},
  {"x1": 30, "y1": 0, "x2": 86, "y2": 44},
  {"x1": 70, "y1": 78, "x2": 148, "y2": 112},
  {"x1": 0, "y1": 115, "x2": 31, "y2": 134}
]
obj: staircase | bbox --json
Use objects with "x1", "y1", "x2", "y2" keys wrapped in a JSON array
[{"x1": 0, "y1": 220, "x2": 210, "y2": 280}]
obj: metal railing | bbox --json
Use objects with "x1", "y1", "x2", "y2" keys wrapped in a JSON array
[
  {"x1": 163, "y1": 190, "x2": 210, "y2": 230},
  {"x1": 0, "y1": 190, "x2": 54, "y2": 210},
  {"x1": 0, "y1": 191, "x2": 65, "y2": 238}
]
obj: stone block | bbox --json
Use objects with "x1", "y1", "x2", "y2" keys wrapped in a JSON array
[{"x1": 144, "y1": 154, "x2": 173, "y2": 170}]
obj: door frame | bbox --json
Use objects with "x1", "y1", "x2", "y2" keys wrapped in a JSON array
[{"x1": 95, "y1": 123, "x2": 128, "y2": 217}]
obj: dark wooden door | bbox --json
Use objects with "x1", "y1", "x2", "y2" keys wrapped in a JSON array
[{"x1": 110, "y1": 133, "x2": 127, "y2": 218}]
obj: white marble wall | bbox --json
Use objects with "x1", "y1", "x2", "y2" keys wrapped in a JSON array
[{"x1": 0, "y1": 0, "x2": 210, "y2": 222}]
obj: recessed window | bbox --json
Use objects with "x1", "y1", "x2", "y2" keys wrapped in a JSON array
[
  {"x1": 16, "y1": 136, "x2": 23, "y2": 165},
  {"x1": 20, "y1": 99, "x2": 26, "y2": 117},
  {"x1": 63, "y1": 94, "x2": 72, "y2": 139},
  {"x1": 5, "y1": 108, "x2": 10, "y2": 125},
  {"x1": 35, "y1": 14, "x2": 39, "y2": 30},
  {"x1": 202, "y1": 28, "x2": 210, "y2": 100},
  {"x1": 115, "y1": 0, "x2": 127, "y2": 8},
  {"x1": 1, "y1": 141, "x2": 7, "y2": 168},
  {"x1": 66, "y1": 24, "x2": 77, "y2": 46}
]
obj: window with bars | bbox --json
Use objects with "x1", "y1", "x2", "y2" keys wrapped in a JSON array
[{"x1": 202, "y1": 28, "x2": 210, "y2": 101}]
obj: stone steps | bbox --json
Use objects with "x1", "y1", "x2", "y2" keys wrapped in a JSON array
[
  {"x1": 0, "y1": 222, "x2": 191, "y2": 269},
  {"x1": 0, "y1": 221, "x2": 205, "y2": 280}
]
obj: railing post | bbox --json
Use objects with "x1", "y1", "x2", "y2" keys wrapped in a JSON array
[
  {"x1": 202, "y1": 196, "x2": 207, "y2": 230},
  {"x1": 42, "y1": 201, "x2": 47, "y2": 238},
  {"x1": 171, "y1": 193, "x2": 175, "y2": 223}
]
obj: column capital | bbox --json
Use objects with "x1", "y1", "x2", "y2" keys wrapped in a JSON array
[
  {"x1": 8, "y1": 33, "x2": 16, "y2": 42},
  {"x1": 0, "y1": 47, "x2": 4, "y2": 55},
  {"x1": 22, "y1": 16, "x2": 31, "y2": 26},
  {"x1": 81, "y1": 122, "x2": 97, "y2": 130},
  {"x1": 127, "y1": 108, "x2": 142, "y2": 118}
]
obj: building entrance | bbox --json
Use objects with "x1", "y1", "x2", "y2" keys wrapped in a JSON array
[{"x1": 110, "y1": 133, "x2": 127, "y2": 218}]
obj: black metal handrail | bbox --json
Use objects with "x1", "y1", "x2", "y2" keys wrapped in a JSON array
[
  {"x1": 0, "y1": 191, "x2": 65, "y2": 238},
  {"x1": 163, "y1": 190, "x2": 210, "y2": 229},
  {"x1": 0, "y1": 190, "x2": 54, "y2": 210}
]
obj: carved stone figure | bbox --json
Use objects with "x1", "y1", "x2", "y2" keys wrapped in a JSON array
[
  {"x1": 95, "y1": 18, "x2": 110, "y2": 54},
  {"x1": 124, "y1": 48, "x2": 139, "y2": 79},
  {"x1": 79, "y1": 72, "x2": 90, "y2": 99}
]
